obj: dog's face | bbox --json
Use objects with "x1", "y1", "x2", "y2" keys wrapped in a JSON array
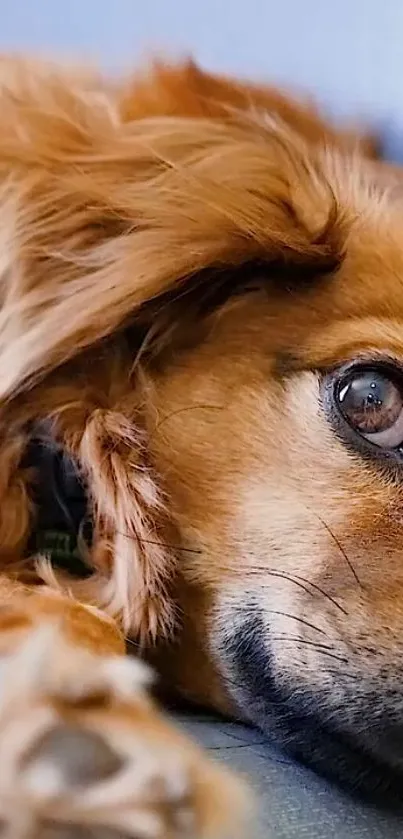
[
  {"x1": 125, "y1": 70, "x2": 403, "y2": 797},
  {"x1": 3, "y1": 58, "x2": 403, "y2": 799},
  {"x1": 148, "y1": 217, "x2": 403, "y2": 798}
]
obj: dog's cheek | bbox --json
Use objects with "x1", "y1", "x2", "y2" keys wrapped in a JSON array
[{"x1": 147, "y1": 578, "x2": 237, "y2": 714}]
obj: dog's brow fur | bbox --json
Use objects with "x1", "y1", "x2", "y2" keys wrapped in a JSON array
[{"x1": 272, "y1": 351, "x2": 303, "y2": 378}]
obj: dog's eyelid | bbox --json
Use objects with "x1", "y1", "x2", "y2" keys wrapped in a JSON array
[{"x1": 314, "y1": 353, "x2": 403, "y2": 381}]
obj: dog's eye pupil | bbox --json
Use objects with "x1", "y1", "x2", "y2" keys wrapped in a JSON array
[{"x1": 338, "y1": 370, "x2": 402, "y2": 436}]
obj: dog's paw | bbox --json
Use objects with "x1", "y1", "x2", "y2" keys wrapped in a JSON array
[{"x1": 0, "y1": 626, "x2": 246, "y2": 838}]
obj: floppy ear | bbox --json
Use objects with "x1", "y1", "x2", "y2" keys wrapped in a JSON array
[{"x1": 0, "y1": 57, "x2": 345, "y2": 401}]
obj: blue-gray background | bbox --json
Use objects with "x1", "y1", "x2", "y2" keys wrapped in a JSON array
[{"x1": 1, "y1": 0, "x2": 402, "y2": 158}]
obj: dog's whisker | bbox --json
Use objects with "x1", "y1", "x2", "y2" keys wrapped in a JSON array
[
  {"x1": 271, "y1": 634, "x2": 336, "y2": 650},
  {"x1": 208, "y1": 560, "x2": 349, "y2": 617},
  {"x1": 115, "y1": 531, "x2": 203, "y2": 555},
  {"x1": 244, "y1": 567, "x2": 349, "y2": 617},
  {"x1": 306, "y1": 506, "x2": 364, "y2": 590},
  {"x1": 153, "y1": 404, "x2": 224, "y2": 436},
  {"x1": 270, "y1": 637, "x2": 349, "y2": 665},
  {"x1": 265, "y1": 610, "x2": 327, "y2": 636},
  {"x1": 227, "y1": 567, "x2": 317, "y2": 599},
  {"x1": 233, "y1": 604, "x2": 329, "y2": 637},
  {"x1": 110, "y1": 535, "x2": 349, "y2": 621},
  {"x1": 234, "y1": 605, "x2": 330, "y2": 638},
  {"x1": 276, "y1": 571, "x2": 349, "y2": 616}
]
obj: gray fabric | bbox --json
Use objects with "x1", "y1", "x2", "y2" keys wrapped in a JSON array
[{"x1": 175, "y1": 713, "x2": 403, "y2": 837}]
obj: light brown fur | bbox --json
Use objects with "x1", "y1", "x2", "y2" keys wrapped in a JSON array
[{"x1": 0, "y1": 55, "x2": 401, "y2": 833}]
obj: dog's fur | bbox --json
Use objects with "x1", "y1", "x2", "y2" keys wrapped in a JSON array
[{"x1": 0, "y1": 55, "x2": 402, "y2": 834}]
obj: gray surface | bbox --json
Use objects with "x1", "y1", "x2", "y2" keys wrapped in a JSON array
[{"x1": 175, "y1": 713, "x2": 403, "y2": 837}]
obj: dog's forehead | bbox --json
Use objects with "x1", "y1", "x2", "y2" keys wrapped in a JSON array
[{"x1": 256, "y1": 214, "x2": 403, "y2": 369}]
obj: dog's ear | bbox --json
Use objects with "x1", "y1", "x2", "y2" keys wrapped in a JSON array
[{"x1": 0, "y1": 58, "x2": 348, "y2": 400}]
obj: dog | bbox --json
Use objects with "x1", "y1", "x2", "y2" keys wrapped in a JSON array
[{"x1": 0, "y1": 54, "x2": 401, "y2": 836}]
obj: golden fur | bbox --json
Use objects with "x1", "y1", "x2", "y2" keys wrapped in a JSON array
[{"x1": 0, "y1": 55, "x2": 402, "y2": 834}]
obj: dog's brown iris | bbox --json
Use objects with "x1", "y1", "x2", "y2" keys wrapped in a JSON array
[{"x1": 338, "y1": 369, "x2": 403, "y2": 446}]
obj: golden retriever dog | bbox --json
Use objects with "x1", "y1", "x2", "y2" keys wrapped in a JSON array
[{"x1": 0, "y1": 55, "x2": 401, "y2": 836}]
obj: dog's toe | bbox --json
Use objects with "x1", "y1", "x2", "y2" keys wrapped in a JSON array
[
  {"x1": 22, "y1": 724, "x2": 125, "y2": 790},
  {"x1": 19, "y1": 716, "x2": 195, "y2": 838},
  {"x1": 0, "y1": 628, "x2": 246, "y2": 839}
]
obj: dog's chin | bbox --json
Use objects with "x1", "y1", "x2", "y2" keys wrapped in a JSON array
[{"x1": 219, "y1": 611, "x2": 403, "y2": 810}]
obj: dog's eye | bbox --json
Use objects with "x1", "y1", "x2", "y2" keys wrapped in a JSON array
[{"x1": 336, "y1": 368, "x2": 403, "y2": 448}]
